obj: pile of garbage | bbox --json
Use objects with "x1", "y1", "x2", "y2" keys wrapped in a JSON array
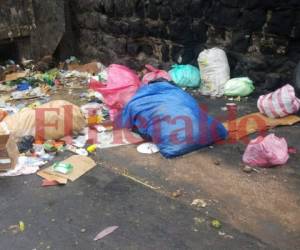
[{"x1": 0, "y1": 48, "x2": 299, "y2": 183}]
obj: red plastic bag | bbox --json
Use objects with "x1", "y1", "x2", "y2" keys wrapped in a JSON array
[
  {"x1": 89, "y1": 64, "x2": 141, "y2": 121},
  {"x1": 243, "y1": 134, "x2": 289, "y2": 168},
  {"x1": 142, "y1": 64, "x2": 171, "y2": 83}
]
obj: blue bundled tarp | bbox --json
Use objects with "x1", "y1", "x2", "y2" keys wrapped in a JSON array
[{"x1": 121, "y1": 81, "x2": 228, "y2": 158}]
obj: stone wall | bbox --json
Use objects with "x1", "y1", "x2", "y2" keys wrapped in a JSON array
[
  {"x1": 71, "y1": 0, "x2": 300, "y2": 90},
  {"x1": 0, "y1": 0, "x2": 66, "y2": 61}
]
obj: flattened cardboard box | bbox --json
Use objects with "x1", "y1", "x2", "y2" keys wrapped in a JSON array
[
  {"x1": 37, "y1": 155, "x2": 96, "y2": 184},
  {"x1": 0, "y1": 123, "x2": 19, "y2": 171}
]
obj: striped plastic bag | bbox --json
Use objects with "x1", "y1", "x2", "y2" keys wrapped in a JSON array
[{"x1": 257, "y1": 84, "x2": 300, "y2": 118}]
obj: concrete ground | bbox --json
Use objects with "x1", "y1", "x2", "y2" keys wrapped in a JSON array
[
  {"x1": 0, "y1": 152, "x2": 270, "y2": 250},
  {"x1": 0, "y1": 88, "x2": 299, "y2": 249}
]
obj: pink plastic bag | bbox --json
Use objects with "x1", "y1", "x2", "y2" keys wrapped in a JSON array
[
  {"x1": 89, "y1": 64, "x2": 141, "y2": 121},
  {"x1": 243, "y1": 134, "x2": 289, "y2": 168},
  {"x1": 142, "y1": 64, "x2": 171, "y2": 83}
]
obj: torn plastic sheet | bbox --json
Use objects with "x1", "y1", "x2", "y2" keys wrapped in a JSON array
[{"x1": 0, "y1": 156, "x2": 46, "y2": 177}]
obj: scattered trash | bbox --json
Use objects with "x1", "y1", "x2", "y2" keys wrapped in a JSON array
[
  {"x1": 243, "y1": 134, "x2": 289, "y2": 168},
  {"x1": 288, "y1": 147, "x2": 297, "y2": 154},
  {"x1": 171, "y1": 190, "x2": 183, "y2": 198},
  {"x1": 198, "y1": 48, "x2": 230, "y2": 97},
  {"x1": 142, "y1": 64, "x2": 171, "y2": 83},
  {"x1": 226, "y1": 103, "x2": 237, "y2": 113},
  {"x1": 137, "y1": 143, "x2": 160, "y2": 154},
  {"x1": 17, "y1": 135, "x2": 35, "y2": 153},
  {"x1": 87, "y1": 144, "x2": 97, "y2": 153},
  {"x1": 19, "y1": 221, "x2": 25, "y2": 232},
  {"x1": 223, "y1": 112, "x2": 300, "y2": 141},
  {"x1": 194, "y1": 217, "x2": 206, "y2": 226},
  {"x1": 73, "y1": 135, "x2": 88, "y2": 148},
  {"x1": 0, "y1": 123, "x2": 19, "y2": 171},
  {"x1": 90, "y1": 64, "x2": 140, "y2": 121},
  {"x1": 243, "y1": 165, "x2": 253, "y2": 173},
  {"x1": 65, "y1": 144, "x2": 88, "y2": 156},
  {"x1": 258, "y1": 84, "x2": 300, "y2": 118},
  {"x1": 17, "y1": 81, "x2": 31, "y2": 91},
  {"x1": 93, "y1": 226, "x2": 119, "y2": 241},
  {"x1": 169, "y1": 64, "x2": 201, "y2": 88},
  {"x1": 224, "y1": 77, "x2": 255, "y2": 97},
  {"x1": 218, "y1": 231, "x2": 234, "y2": 239},
  {"x1": 42, "y1": 179, "x2": 59, "y2": 187},
  {"x1": 67, "y1": 61, "x2": 105, "y2": 75},
  {"x1": 211, "y1": 219, "x2": 222, "y2": 229},
  {"x1": 97, "y1": 129, "x2": 144, "y2": 149},
  {"x1": 191, "y1": 199, "x2": 207, "y2": 208},
  {"x1": 0, "y1": 156, "x2": 46, "y2": 177},
  {"x1": 122, "y1": 81, "x2": 228, "y2": 158},
  {"x1": 5, "y1": 71, "x2": 27, "y2": 81},
  {"x1": 8, "y1": 221, "x2": 25, "y2": 234}
]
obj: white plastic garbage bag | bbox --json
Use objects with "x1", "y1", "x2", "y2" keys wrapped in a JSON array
[{"x1": 198, "y1": 48, "x2": 230, "y2": 97}]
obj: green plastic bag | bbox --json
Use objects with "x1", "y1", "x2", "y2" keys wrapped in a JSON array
[
  {"x1": 224, "y1": 77, "x2": 255, "y2": 97},
  {"x1": 169, "y1": 64, "x2": 201, "y2": 88}
]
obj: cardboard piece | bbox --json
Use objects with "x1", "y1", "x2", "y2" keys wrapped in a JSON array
[
  {"x1": 37, "y1": 155, "x2": 96, "y2": 184},
  {"x1": 223, "y1": 113, "x2": 300, "y2": 141},
  {"x1": 67, "y1": 62, "x2": 105, "y2": 75},
  {"x1": 5, "y1": 72, "x2": 27, "y2": 81},
  {"x1": 0, "y1": 123, "x2": 19, "y2": 171}
]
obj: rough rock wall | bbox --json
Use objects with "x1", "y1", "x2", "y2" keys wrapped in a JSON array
[
  {"x1": 0, "y1": 0, "x2": 66, "y2": 61},
  {"x1": 71, "y1": 0, "x2": 300, "y2": 90}
]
